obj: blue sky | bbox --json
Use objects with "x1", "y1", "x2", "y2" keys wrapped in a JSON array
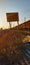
[{"x1": 0, "y1": 0, "x2": 30, "y2": 29}]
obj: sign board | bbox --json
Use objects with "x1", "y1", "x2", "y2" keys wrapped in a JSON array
[{"x1": 6, "y1": 12, "x2": 19, "y2": 22}]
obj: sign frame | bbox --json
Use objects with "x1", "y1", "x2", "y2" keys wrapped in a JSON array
[{"x1": 6, "y1": 12, "x2": 19, "y2": 22}]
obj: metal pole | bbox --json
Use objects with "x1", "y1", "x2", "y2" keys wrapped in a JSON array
[
  {"x1": 9, "y1": 22, "x2": 11, "y2": 28},
  {"x1": 17, "y1": 21, "x2": 19, "y2": 25}
]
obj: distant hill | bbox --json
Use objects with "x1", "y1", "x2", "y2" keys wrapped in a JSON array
[
  {"x1": 14, "y1": 20, "x2": 30, "y2": 30},
  {"x1": 19, "y1": 20, "x2": 30, "y2": 29}
]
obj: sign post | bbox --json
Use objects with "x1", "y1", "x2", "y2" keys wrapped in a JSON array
[
  {"x1": 6, "y1": 12, "x2": 19, "y2": 28},
  {"x1": 9, "y1": 22, "x2": 11, "y2": 28}
]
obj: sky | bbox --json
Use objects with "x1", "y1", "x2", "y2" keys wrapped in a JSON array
[{"x1": 0, "y1": 0, "x2": 30, "y2": 29}]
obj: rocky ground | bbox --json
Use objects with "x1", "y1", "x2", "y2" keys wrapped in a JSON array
[{"x1": 0, "y1": 26, "x2": 30, "y2": 65}]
